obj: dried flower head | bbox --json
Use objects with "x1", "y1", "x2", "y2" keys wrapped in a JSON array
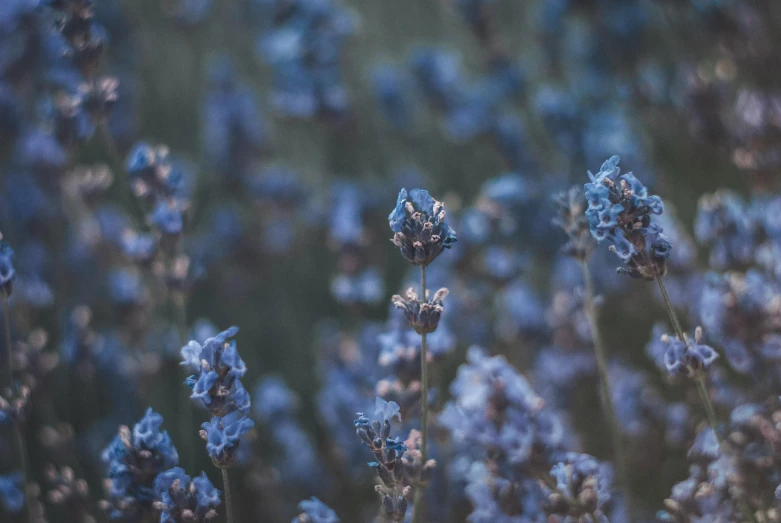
[
  {"x1": 389, "y1": 188, "x2": 457, "y2": 267},
  {"x1": 391, "y1": 287, "x2": 449, "y2": 335}
]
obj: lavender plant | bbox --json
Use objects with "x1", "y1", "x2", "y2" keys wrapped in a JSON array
[
  {"x1": 554, "y1": 184, "x2": 633, "y2": 517},
  {"x1": 388, "y1": 187, "x2": 456, "y2": 523},
  {"x1": 5, "y1": 1, "x2": 781, "y2": 522},
  {"x1": 181, "y1": 326, "x2": 254, "y2": 523}
]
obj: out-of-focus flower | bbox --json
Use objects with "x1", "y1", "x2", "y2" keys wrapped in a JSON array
[
  {"x1": 662, "y1": 327, "x2": 719, "y2": 378},
  {"x1": 153, "y1": 467, "x2": 221, "y2": 522},
  {"x1": 0, "y1": 472, "x2": 24, "y2": 513},
  {"x1": 292, "y1": 496, "x2": 340, "y2": 523}
]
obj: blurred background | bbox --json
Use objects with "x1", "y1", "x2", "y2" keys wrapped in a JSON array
[{"x1": 2, "y1": 0, "x2": 781, "y2": 522}]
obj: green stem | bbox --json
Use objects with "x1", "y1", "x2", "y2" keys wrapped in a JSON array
[
  {"x1": 696, "y1": 376, "x2": 721, "y2": 444},
  {"x1": 654, "y1": 276, "x2": 755, "y2": 521},
  {"x1": 221, "y1": 467, "x2": 234, "y2": 523},
  {"x1": 653, "y1": 274, "x2": 721, "y2": 440},
  {"x1": 653, "y1": 274, "x2": 686, "y2": 342},
  {"x1": 581, "y1": 262, "x2": 633, "y2": 521},
  {"x1": 2, "y1": 290, "x2": 30, "y2": 523},
  {"x1": 411, "y1": 265, "x2": 428, "y2": 523},
  {"x1": 173, "y1": 291, "x2": 196, "y2": 472}
]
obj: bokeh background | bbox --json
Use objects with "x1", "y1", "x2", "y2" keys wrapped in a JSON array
[{"x1": 2, "y1": 0, "x2": 781, "y2": 522}]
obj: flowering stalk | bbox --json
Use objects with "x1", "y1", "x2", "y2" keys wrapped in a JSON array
[
  {"x1": 411, "y1": 265, "x2": 428, "y2": 523},
  {"x1": 553, "y1": 185, "x2": 633, "y2": 517},
  {"x1": 580, "y1": 262, "x2": 633, "y2": 520},
  {"x1": 182, "y1": 327, "x2": 253, "y2": 523},
  {"x1": 388, "y1": 188, "x2": 456, "y2": 523},
  {"x1": 653, "y1": 273, "x2": 721, "y2": 439},
  {"x1": 221, "y1": 468, "x2": 234, "y2": 523}
]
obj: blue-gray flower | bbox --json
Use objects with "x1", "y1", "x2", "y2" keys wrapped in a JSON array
[{"x1": 389, "y1": 188, "x2": 457, "y2": 267}]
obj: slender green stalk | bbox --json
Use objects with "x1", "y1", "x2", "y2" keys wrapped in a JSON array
[
  {"x1": 221, "y1": 467, "x2": 234, "y2": 523},
  {"x1": 411, "y1": 265, "x2": 429, "y2": 523},
  {"x1": 653, "y1": 274, "x2": 721, "y2": 439},
  {"x1": 655, "y1": 274, "x2": 757, "y2": 522},
  {"x1": 695, "y1": 376, "x2": 720, "y2": 443},
  {"x1": 2, "y1": 290, "x2": 31, "y2": 522},
  {"x1": 580, "y1": 262, "x2": 633, "y2": 521},
  {"x1": 653, "y1": 274, "x2": 686, "y2": 342},
  {"x1": 173, "y1": 290, "x2": 197, "y2": 472}
]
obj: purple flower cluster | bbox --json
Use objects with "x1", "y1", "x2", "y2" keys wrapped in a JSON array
[
  {"x1": 354, "y1": 398, "x2": 412, "y2": 522},
  {"x1": 101, "y1": 408, "x2": 180, "y2": 520},
  {"x1": 181, "y1": 327, "x2": 254, "y2": 467},
  {"x1": 153, "y1": 468, "x2": 221, "y2": 522},
  {"x1": 585, "y1": 155, "x2": 671, "y2": 279},
  {"x1": 389, "y1": 188, "x2": 457, "y2": 267}
]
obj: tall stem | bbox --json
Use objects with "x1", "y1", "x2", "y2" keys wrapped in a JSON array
[
  {"x1": 221, "y1": 467, "x2": 234, "y2": 523},
  {"x1": 2, "y1": 290, "x2": 30, "y2": 522},
  {"x1": 653, "y1": 274, "x2": 721, "y2": 440},
  {"x1": 653, "y1": 274, "x2": 685, "y2": 342},
  {"x1": 173, "y1": 291, "x2": 196, "y2": 472},
  {"x1": 580, "y1": 262, "x2": 633, "y2": 520},
  {"x1": 411, "y1": 265, "x2": 428, "y2": 523}
]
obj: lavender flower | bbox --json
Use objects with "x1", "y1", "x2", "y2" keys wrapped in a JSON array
[
  {"x1": 553, "y1": 186, "x2": 594, "y2": 261},
  {"x1": 661, "y1": 327, "x2": 719, "y2": 378},
  {"x1": 200, "y1": 416, "x2": 255, "y2": 468},
  {"x1": 585, "y1": 155, "x2": 671, "y2": 279},
  {"x1": 354, "y1": 398, "x2": 411, "y2": 522},
  {"x1": 659, "y1": 397, "x2": 781, "y2": 522},
  {"x1": 440, "y1": 347, "x2": 564, "y2": 471},
  {"x1": 292, "y1": 497, "x2": 340, "y2": 523},
  {"x1": 101, "y1": 408, "x2": 179, "y2": 520},
  {"x1": 391, "y1": 287, "x2": 449, "y2": 335},
  {"x1": 0, "y1": 472, "x2": 24, "y2": 513},
  {"x1": 544, "y1": 453, "x2": 613, "y2": 520},
  {"x1": 0, "y1": 240, "x2": 15, "y2": 295},
  {"x1": 182, "y1": 326, "x2": 250, "y2": 417},
  {"x1": 154, "y1": 468, "x2": 221, "y2": 522},
  {"x1": 389, "y1": 188, "x2": 457, "y2": 267}
]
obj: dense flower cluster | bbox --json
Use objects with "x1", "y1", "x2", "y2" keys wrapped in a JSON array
[
  {"x1": 182, "y1": 327, "x2": 254, "y2": 467},
  {"x1": 389, "y1": 188, "x2": 457, "y2": 267},
  {"x1": 182, "y1": 327, "x2": 249, "y2": 417},
  {"x1": 659, "y1": 397, "x2": 781, "y2": 522},
  {"x1": 0, "y1": 472, "x2": 24, "y2": 514},
  {"x1": 543, "y1": 453, "x2": 614, "y2": 521},
  {"x1": 354, "y1": 398, "x2": 412, "y2": 522},
  {"x1": 254, "y1": 0, "x2": 356, "y2": 119},
  {"x1": 585, "y1": 156, "x2": 671, "y2": 279},
  {"x1": 292, "y1": 497, "x2": 340, "y2": 523},
  {"x1": 441, "y1": 347, "x2": 564, "y2": 467},
  {"x1": 101, "y1": 408, "x2": 179, "y2": 520},
  {"x1": 153, "y1": 468, "x2": 221, "y2": 522}
]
